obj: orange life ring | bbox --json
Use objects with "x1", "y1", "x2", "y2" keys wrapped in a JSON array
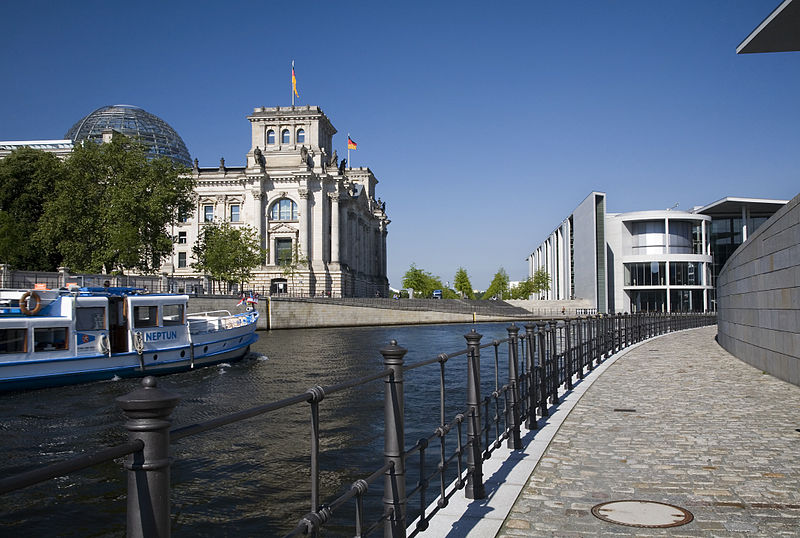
[{"x1": 20, "y1": 291, "x2": 42, "y2": 316}]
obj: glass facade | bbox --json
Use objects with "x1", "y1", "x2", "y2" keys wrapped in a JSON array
[
  {"x1": 669, "y1": 262, "x2": 702, "y2": 285},
  {"x1": 65, "y1": 105, "x2": 191, "y2": 166},
  {"x1": 625, "y1": 262, "x2": 666, "y2": 286}
]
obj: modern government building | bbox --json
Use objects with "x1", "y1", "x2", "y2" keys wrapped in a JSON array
[
  {"x1": 0, "y1": 103, "x2": 390, "y2": 298},
  {"x1": 527, "y1": 192, "x2": 788, "y2": 313}
]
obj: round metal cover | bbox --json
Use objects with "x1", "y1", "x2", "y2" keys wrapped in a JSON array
[{"x1": 591, "y1": 500, "x2": 693, "y2": 528}]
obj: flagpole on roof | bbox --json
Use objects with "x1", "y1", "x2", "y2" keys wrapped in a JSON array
[{"x1": 347, "y1": 132, "x2": 350, "y2": 169}]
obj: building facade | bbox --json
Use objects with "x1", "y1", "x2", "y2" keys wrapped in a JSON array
[
  {"x1": 528, "y1": 194, "x2": 786, "y2": 313},
  {"x1": 166, "y1": 105, "x2": 390, "y2": 298}
]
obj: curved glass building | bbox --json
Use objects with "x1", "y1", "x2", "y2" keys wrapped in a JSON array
[{"x1": 65, "y1": 104, "x2": 192, "y2": 166}]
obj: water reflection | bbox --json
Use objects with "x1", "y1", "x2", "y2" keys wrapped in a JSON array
[{"x1": 0, "y1": 322, "x2": 521, "y2": 536}]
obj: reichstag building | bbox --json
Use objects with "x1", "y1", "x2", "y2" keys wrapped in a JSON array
[{"x1": 0, "y1": 104, "x2": 390, "y2": 298}]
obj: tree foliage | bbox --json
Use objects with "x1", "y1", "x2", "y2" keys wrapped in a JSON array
[
  {"x1": 510, "y1": 277, "x2": 536, "y2": 299},
  {"x1": 192, "y1": 222, "x2": 265, "y2": 292},
  {"x1": 532, "y1": 268, "x2": 551, "y2": 298},
  {"x1": 36, "y1": 137, "x2": 194, "y2": 274},
  {"x1": 0, "y1": 147, "x2": 66, "y2": 269},
  {"x1": 281, "y1": 242, "x2": 309, "y2": 293},
  {"x1": 453, "y1": 267, "x2": 475, "y2": 299},
  {"x1": 483, "y1": 267, "x2": 510, "y2": 300},
  {"x1": 401, "y1": 263, "x2": 444, "y2": 298}
]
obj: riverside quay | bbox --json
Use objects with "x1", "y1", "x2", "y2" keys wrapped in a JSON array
[{"x1": 0, "y1": 312, "x2": 747, "y2": 537}]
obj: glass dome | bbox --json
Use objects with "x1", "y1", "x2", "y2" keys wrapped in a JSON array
[{"x1": 65, "y1": 104, "x2": 192, "y2": 167}]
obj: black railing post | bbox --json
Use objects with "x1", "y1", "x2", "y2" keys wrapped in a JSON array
[
  {"x1": 536, "y1": 322, "x2": 549, "y2": 417},
  {"x1": 506, "y1": 324, "x2": 522, "y2": 449},
  {"x1": 116, "y1": 376, "x2": 179, "y2": 538},
  {"x1": 464, "y1": 329, "x2": 486, "y2": 499},
  {"x1": 547, "y1": 322, "x2": 559, "y2": 404},
  {"x1": 575, "y1": 318, "x2": 584, "y2": 380},
  {"x1": 563, "y1": 318, "x2": 573, "y2": 390},
  {"x1": 380, "y1": 340, "x2": 408, "y2": 538},
  {"x1": 523, "y1": 323, "x2": 538, "y2": 430}
]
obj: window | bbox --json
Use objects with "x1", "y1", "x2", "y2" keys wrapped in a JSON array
[
  {"x1": 281, "y1": 129, "x2": 290, "y2": 144},
  {"x1": 276, "y1": 238, "x2": 293, "y2": 266},
  {"x1": 630, "y1": 221, "x2": 666, "y2": 254},
  {"x1": 203, "y1": 205, "x2": 214, "y2": 222},
  {"x1": 670, "y1": 262, "x2": 702, "y2": 286},
  {"x1": 267, "y1": 130, "x2": 275, "y2": 145},
  {"x1": 178, "y1": 252, "x2": 187, "y2": 268},
  {"x1": 76, "y1": 307, "x2": 105, "y2": 331},
  {"x1": 0, "y1": 328, "x2": 26, "y2": 353},
  {"x1": 178, "y1": 232, "x2": 187, "y2": 244},
  {"x1": 34, "y1": 327, "x2": 69, "y2": 352},
  {"x1": 133, "y1": 306, "x2": 159, "y2": 328},
  {"x1": 163, "y1": 304, "x2": 184, "y2": 326},
  {"x1": 624, "y1": 262, "x2": 666, "y2": 286},
  {"x1": 269, "y1": 198, "x2": 298, "y2": 221},
  {"x1": 297, "y1": 128, "x2": 305, "y2": 143},
  {"x1": 230, "y1": 204, "x2": 240, "y2": 222}
]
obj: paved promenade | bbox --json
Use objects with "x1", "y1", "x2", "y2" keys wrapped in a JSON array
[{"x1": 423, "y1": 326, "x2": 800, "y2": 536}]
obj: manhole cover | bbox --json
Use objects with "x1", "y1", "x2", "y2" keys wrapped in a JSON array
[{"x1": 591, "y1": 500, "x2": 693, "y2": 528}]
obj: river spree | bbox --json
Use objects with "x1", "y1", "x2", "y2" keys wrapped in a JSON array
[{"x1": 1, "y1": 322, "x2": 523, "y2": 536}]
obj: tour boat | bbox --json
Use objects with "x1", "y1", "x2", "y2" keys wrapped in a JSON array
[{"x1": 0, "y1": 287, "x2": 259, "y2": 392}]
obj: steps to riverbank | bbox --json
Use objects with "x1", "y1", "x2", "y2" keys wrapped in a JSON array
[{"x1": 420, "y1": 326, "x2": 800, "y2": 537}]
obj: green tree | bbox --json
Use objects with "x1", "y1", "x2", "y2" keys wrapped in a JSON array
[
  {"x1": 192, "y1": 222, "x2": 266, "y2": 293},
  {"x1": 510, "y1": 277, "x2": 536, "y2": 299},
  {"x1": 38, "y1": 136, "x2": 194, "y2": 274},
  {"x1": 453, "y1": 267, "x2": 475, "y2": 299},
  {"x1": 532, "y1": 268, "x2": 551, "y2": 299},
  {"x1": 0, "y1": 147, "x2": 66, "y2": 270},
  {"x1": 401, "y1": 263, "x2": 443, "y2": 298},
  {"x1": 483, "y1": 267, "x2": 510, "y2": 300}
]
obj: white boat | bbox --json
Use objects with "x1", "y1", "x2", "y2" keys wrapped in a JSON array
[{"x1": 0, "y1": 287, "x2": 259, "y2": 392}]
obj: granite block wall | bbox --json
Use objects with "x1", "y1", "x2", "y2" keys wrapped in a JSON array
[{"x1": 717, "y1": 193, "x2": 800, "y2": 386}]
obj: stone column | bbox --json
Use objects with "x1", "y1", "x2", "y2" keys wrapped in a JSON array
[
  {"x1": 329, "y1": 192, "x2": 340, "y2": 263},
  {"x1": 299, "y1": 189, "x2": 310, "y2": 259},
  {"x1": 252, "y1": 190, "x2": 265, "y2": 262}
]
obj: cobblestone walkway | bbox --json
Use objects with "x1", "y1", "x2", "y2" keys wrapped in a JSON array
[{"x1": 499, "y1": 326, "x2": 800, "y2": 537}]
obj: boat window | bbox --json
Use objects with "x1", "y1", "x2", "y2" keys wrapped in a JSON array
[
  {"x1": 133, "y1": 306, "x2": 159, "y2": 328},
  {"x1": 163, "y1": 304, "x2": 184, "y2": 326},
  {"x1": 0, "y1": 328, "x2": 26, "y2": 353},
  {"x1": 34, "y1": 327, "x2": 69, "y2": 352},
  {"x1": 76, "y1": 307, "x2": 106, "y2": 331}
]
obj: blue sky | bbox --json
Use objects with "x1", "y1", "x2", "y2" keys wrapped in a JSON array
[{"x1": 1, "y1": 1, "x2": 797, "y2": 289}]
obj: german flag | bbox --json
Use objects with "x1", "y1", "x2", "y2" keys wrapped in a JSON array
[
  {"x1": 292, "y1": 63, "x2": 299, "y2": 98},
  {"x1": 347, "y1": 136, "x2": 357, "y2": 150}
]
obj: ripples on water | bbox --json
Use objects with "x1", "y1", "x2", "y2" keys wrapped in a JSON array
[{"x1": 0, "y1": 322, "x2": 519, "y2": 536}]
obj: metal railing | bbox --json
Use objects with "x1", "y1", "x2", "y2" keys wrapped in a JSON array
[{"x1": 0, "y1": 312, "x2": 717, "y2": 537}]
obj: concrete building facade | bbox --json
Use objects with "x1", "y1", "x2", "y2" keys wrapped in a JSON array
[
  {"x1": 166, "y1": 105, "x2": 390, "y2": 298},
  {"x1": 528, "y1": 193, "x2": 786, "y2": 313}
]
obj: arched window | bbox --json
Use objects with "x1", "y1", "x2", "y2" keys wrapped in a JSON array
[
  {"x1": 267, "y1": 130, "x2": 275, "y2": 145},
  {"x1": 269, "y1": 198, "x2": 298, "y2": 221},
  {"x1": 296, "y1": 128, "x2": 305, "y2": 144},
  {"x1": 281, "y1": 129, "x2": 290, "y2": 144}
]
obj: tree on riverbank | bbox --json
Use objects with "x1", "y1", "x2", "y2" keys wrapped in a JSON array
[
  {"x1": 402, "y1": 263, "x2": 444, "y2": 298},
  {"x1": 192, "y1": 222, "x2": 265, "y2": 293},
  {"x1": 483, "y1": 268, "x2": 510, "y2": 300},
  {"x1": 36, "y1": 137, "x2": 194, "y2": 274},
  {"x1": 532, "y1": 268, "x2": 551, "y2": 299},
  {"x1": 453, "y1": 267, "x2": 475, "y2": 299},
  {"x1": 0, "y1": 148, "x2": 66, "y2": 270}
]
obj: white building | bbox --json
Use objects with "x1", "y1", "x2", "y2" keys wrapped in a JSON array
[
  {"x1": 167, "y1": 105, "x2": 390, "y2": 298},
  {"x1": 528, "y1": 193, "x2": 786, "y2": 313}
]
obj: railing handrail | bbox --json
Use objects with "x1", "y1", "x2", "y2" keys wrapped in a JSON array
[{"x1": 1, "y1": 312, "x2": 717, "y2": 537}]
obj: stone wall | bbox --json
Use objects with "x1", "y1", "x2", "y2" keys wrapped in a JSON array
[
  {"x1": 187, "y1": 297, "x2": 526, "y2": 330},
  {"x1": 717, "y1": 192, "x2": 800, "y2": 386}
]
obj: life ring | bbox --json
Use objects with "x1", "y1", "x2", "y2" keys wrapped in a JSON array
[{"x1": 20, "y1": 291, "x2": 42, "y2": 316}]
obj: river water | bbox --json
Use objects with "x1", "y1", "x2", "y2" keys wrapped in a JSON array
[{"x1": 0, "y1": 321, "x2": 524, "y2": 536}]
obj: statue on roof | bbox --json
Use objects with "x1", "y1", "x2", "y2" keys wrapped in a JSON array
[
  {"x1": 329, "y1": 149, "x2": 338, "y2": 168},
  {"x1": 338, "y1": 158, "x2": 346, "y2": 175},
  {"x1": 300, "y1": 145, "x2": 308, "y2": 166},
  {"x1": 253, "y1": 146, "x2": 265, "y2": 168}
]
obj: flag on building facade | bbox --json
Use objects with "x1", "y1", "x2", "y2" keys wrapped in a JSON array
[
  {"x1": 347, "y1": 136, "x2": 357, "y2": 150},
  {"x1": 292, "y1": 61, "x2": 299, "y2": 99}
]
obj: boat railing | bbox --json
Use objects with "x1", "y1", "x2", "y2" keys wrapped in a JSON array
[
  {"x1": 188, "y1": 309, "x2": 233, "y2": 318},
  {"x1": 0, "y1": 312, "x2": 718, "y2": 536}
]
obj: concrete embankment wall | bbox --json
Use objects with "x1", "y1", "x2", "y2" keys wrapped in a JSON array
[
  {"x1": 717, "y1": 192, "x2": 800, "y2": 386},
  {"x1": 187, "y1": 297, "x2": 526, "y2": 330}
]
